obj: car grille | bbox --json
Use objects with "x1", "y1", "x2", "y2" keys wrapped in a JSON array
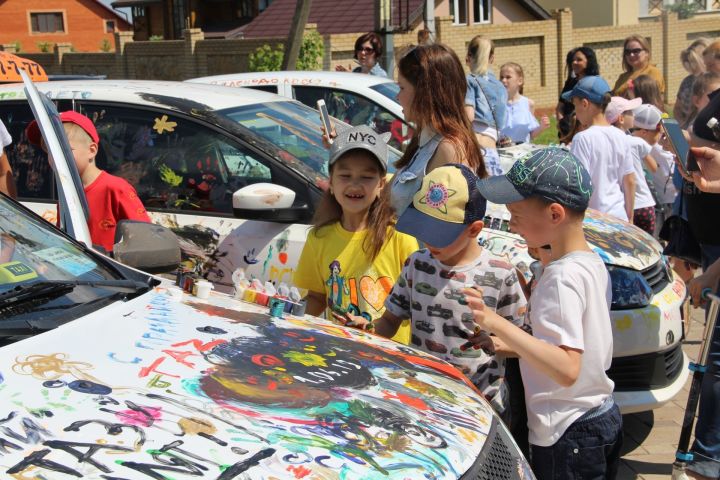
[
  {"x1": 642, "y1": 260, "x2": 671, "y2": 294},
  {"x1": 607, "y1": 344, "x2": 684, "y2": 391},
  {"x1": 460, "y1": 418, "x2": 530, "y2": 480}
]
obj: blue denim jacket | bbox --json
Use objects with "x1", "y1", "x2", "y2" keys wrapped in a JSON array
[
  {"x1": 353, "y1": 63, "x2": 388, "y2": 78},
  {"x1": 389, "y1": 132, "x2": 442, "y2": 216},
  {"x1": 465, "y1": 72, "x2": 508, "y2": 131}
]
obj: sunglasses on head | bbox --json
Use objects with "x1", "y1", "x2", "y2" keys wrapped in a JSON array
[
  {"x1": 624, "y1": 48, "x2": 645, "y2": 56},
  {"x1": 357, "y1": 47, "x2": 375, "y2": 54}
]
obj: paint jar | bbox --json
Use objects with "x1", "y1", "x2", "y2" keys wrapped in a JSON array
[
  {"x1": 195, "y1": 280, "x2": 213, "y2": 300},
  {"x1": 268, "y1": 297, "x2": 286, "y2": 318},
  {"x1": 242, "y1": 289, "x2": 257, "y2": 303},
  {"x1": 292, "y1": 299, "x2": 307, "y2": 317}
]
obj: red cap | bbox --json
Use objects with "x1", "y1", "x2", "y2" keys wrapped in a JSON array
[{"x1": 26, "y1": 111, "x2": 100, "y2": 146}]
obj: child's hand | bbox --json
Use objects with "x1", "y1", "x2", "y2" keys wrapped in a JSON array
[
  {"x1": 540, "y1": 114, "x2": 550, "y2": 129},
  {"x1": 332, "y1": 311, "x2": 374, "y2": 331},
  {"x1": 463, "y1": 287, "x2": 500, "y2": 333},
  {"x1": 321, "y1": 125, "x2": 337, "y2": 149}
]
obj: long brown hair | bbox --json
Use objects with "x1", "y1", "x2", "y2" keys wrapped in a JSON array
[
  {"x1": 629, "y1": 74, "x2": 664, "y2": 111},
  {"x1": 312, "y1": 153, "x2": 396, "y2": 261},
  {"x1": 395, "y1": 43, "x2": 486, "y2": 178}
]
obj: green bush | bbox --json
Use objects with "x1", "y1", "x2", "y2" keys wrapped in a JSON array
[
  {"x1": 249, "y1": 30, "x2": 324, "y2": 72},
  {"x1": 249, "y1": 43, "x2": 284, "y2": 72},
  {"x1": 666, "y1": 0, "x2": 700, "y2": 19},
  {"x1": 100, "y1": 38, "x2": 112, "y2": 52},
  {"x1": 37, "y1": 41, "x2": 53, "y2": 53}
]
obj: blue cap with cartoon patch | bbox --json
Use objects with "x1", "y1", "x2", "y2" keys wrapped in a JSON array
[{"x1": 476, "y1": 147, "x2": 593, "y2": 211}]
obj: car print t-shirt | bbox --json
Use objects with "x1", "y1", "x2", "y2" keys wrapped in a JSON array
[
  {"x1": 293, "y1": 222, "x2": 419, "y2": 344},
  {"x1": 384, "y1": 248, "x2": 527, "y2": 413}
]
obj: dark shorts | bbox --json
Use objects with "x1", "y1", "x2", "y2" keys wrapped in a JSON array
[
  {"x1": 530, "y1": 400, "x2": 623, "y2": 480},
  {"x1": 633, "y1": 206, "x2": 656, "y2": 236}
]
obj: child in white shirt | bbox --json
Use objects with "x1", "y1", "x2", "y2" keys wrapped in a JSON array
[{"x1": 565, "y1": 76, "x2": 636, "y2": 222}]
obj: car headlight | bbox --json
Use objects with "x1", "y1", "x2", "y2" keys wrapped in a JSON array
[{"x1": 607, "y1": 266, "x2": 653, "y2": 310}]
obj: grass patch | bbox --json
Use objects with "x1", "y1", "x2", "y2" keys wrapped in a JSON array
[{"x1": 533, "y1": 115, "x2": 559, "y2": 145}]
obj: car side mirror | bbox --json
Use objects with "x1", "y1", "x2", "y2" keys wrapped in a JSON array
[
  {"x1": 113, "y1": 220, "x2": 181, "y2": 273},
  {"x1": 232, "y1": 183, "x2": 309, "y2": 223}
]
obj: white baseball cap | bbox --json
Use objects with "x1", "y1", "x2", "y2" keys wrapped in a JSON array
[
  {"x1": 605, "y1": 96, "x2": 643, "y2": 124},
  {"x1": 632, "y1": 104, "x2": 663, "y2": 130}
]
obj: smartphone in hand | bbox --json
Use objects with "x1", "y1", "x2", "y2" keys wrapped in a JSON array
[
  {"x1": 316, "y1": 99, "x2": 333, "y2": 144},
  {"x1": 660, "y1": 119, "x2": 696, "y2": 176}
]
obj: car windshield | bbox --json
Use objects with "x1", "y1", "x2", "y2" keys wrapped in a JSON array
[
  {"x1": 0, "y1": 196, "x2": 127, "y2": 321},
  {"x1": 370, "y1": 82, "x2": 401, "y2": 105},
  {"x1": 221, "y1": 101, "x2": 399, "y2": 181}
]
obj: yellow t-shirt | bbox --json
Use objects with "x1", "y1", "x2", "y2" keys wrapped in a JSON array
[{"x1": 293, "y1": 222, "x2": 419, "y2": 344}]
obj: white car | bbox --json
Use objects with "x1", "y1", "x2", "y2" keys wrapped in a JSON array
[
  {"x1": 0, "y1": 80, "x2": 687, "y2": 414},
  {"x1": 0, "y1": 72, "x2": 534, "y2": 480},
  {"x1": 188, "y1": 71, "x2": 413, "y2": 151}
]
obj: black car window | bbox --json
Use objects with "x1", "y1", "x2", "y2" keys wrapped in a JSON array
[
  {"x1": 291, "y1": 85, "x2": 412, "y2": 150},
  {"x1": 245, "y1": 85, "x2": 279, "y2": 94},
  {"x1": 0, "y1": 101, "x2": 61, "y2": 202},
  {"x1": 77, "y1": 103, "x2": 273, "y2": 216}
]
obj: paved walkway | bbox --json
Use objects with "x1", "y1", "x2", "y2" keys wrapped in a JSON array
[{"x1": 618, "y1": 305, "x2": 706, "y2": 479}]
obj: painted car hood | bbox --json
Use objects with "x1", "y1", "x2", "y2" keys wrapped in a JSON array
[
  {"x1": 0, "y1": 287, "x2": 498, "y2": 479},
  {"x1": 493, "y1": 145, "x2": 661, "y2": 271}
]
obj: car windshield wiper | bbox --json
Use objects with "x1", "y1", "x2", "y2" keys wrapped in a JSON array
[{"x1": 0, "y1": 279, "x2": 152, "y2": 310}]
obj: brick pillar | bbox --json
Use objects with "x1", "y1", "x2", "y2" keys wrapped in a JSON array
[
  {"x1": 54, "y1": 43, "x2": 73, "y2": 74},
  {"x1": 555, "y1": 8, "x2": 573, "y2": 96},
  {"x1": 1, "y1": 44, "x2": 18, "y2": 54},
  {"x1": 114, "y1": 31, "x2": 133, "y2": 79},
  {"x1": 662, "y1": 10, "x2": 679, "y2": 105},
  {"x1": 183, "y1": 28, "x2": 204, "y2": 80}
]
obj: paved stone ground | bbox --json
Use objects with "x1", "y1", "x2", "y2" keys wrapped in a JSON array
[{"x1": 618, "y1": 305, "x2": 706, "y2": 479}]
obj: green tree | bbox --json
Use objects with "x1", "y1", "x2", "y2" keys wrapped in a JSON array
[{"x1": 249, "y1": 30, "x2": 324, "y2": 72}]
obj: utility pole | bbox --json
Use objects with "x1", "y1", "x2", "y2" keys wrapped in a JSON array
[
  {"x1": 376, "y1": 0, "x2": 394, "y2": 74},
  {"x1": 424, "y1": 0, "x2": 435, "y2": 36},
  {"x1": 282, "y1": 0, "x2": 313, "y2": 70}
]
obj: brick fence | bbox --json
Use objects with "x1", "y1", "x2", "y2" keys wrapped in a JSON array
[{"x1": 3, "y1": 8, "x2": 719, "y2": 107}]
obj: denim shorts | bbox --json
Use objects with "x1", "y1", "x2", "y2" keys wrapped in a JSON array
[{"x1": 529, "y1": 400, "x2": 623, "y2": 480}]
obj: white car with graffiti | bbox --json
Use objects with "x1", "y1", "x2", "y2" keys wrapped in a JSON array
[
  {"x1": 0, "y1": 71, "x2": 535, "y2": 479},
  {"x1": 0, "y1": 80, "x2": 686, "y2": 414},
  {"x1": 188, "y1": 70, "x2": 413, "y2": 151}
]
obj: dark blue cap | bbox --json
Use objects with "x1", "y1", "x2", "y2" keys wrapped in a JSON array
[
  {"x1": 476, "y1": 147, "x2": 593, "y2": 211},
  {"x1": 560, "y1": 75, "x2": 611, "y2": 104}
]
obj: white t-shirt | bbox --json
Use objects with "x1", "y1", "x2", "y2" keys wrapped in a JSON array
[
  {"x1": 520, "y1": 251, "x2": 614, "y2": 447},
  {"x1": 570, "y1": 125, "x2": 634, "y2": 221},
  {"x1": 626, "y1": 135, "x2": 656, "y2": 209},
  {"x1": 0, "y1": 120, "x2": 11, "y2": 149},
  {"x1": 649, "y1": 143, "x2": 678, "y2": 205}
]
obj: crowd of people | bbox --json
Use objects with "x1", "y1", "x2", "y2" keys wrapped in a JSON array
[
  {"x1": 298, "y1": 32, "x2": 720, "y2": 479},
  {"x1": 2, "y1": 28, "x2": 720, "y2": 480}
]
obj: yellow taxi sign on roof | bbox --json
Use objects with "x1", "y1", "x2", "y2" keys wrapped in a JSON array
[{"x1": 0, "y1": 52, "x2": 47, "y2": 83}]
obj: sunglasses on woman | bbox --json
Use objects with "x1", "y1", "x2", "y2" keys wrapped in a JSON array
[
  {"x1": 624, "y1": 48, "x2": 645, "y2": 56},
  {"x1": 357, "y1": 47, "x2": 375, "y2": 54}
]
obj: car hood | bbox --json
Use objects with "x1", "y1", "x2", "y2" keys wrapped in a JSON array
[
  {"x1": 582, "y1": 208, "x2": 661, "y2": 270},
  {"x1": 0, "y1": 286, "x2": 498, "y2": 479},
  {"x1": 491, "y1": 145, "x2": 662, "y2": 271}
]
